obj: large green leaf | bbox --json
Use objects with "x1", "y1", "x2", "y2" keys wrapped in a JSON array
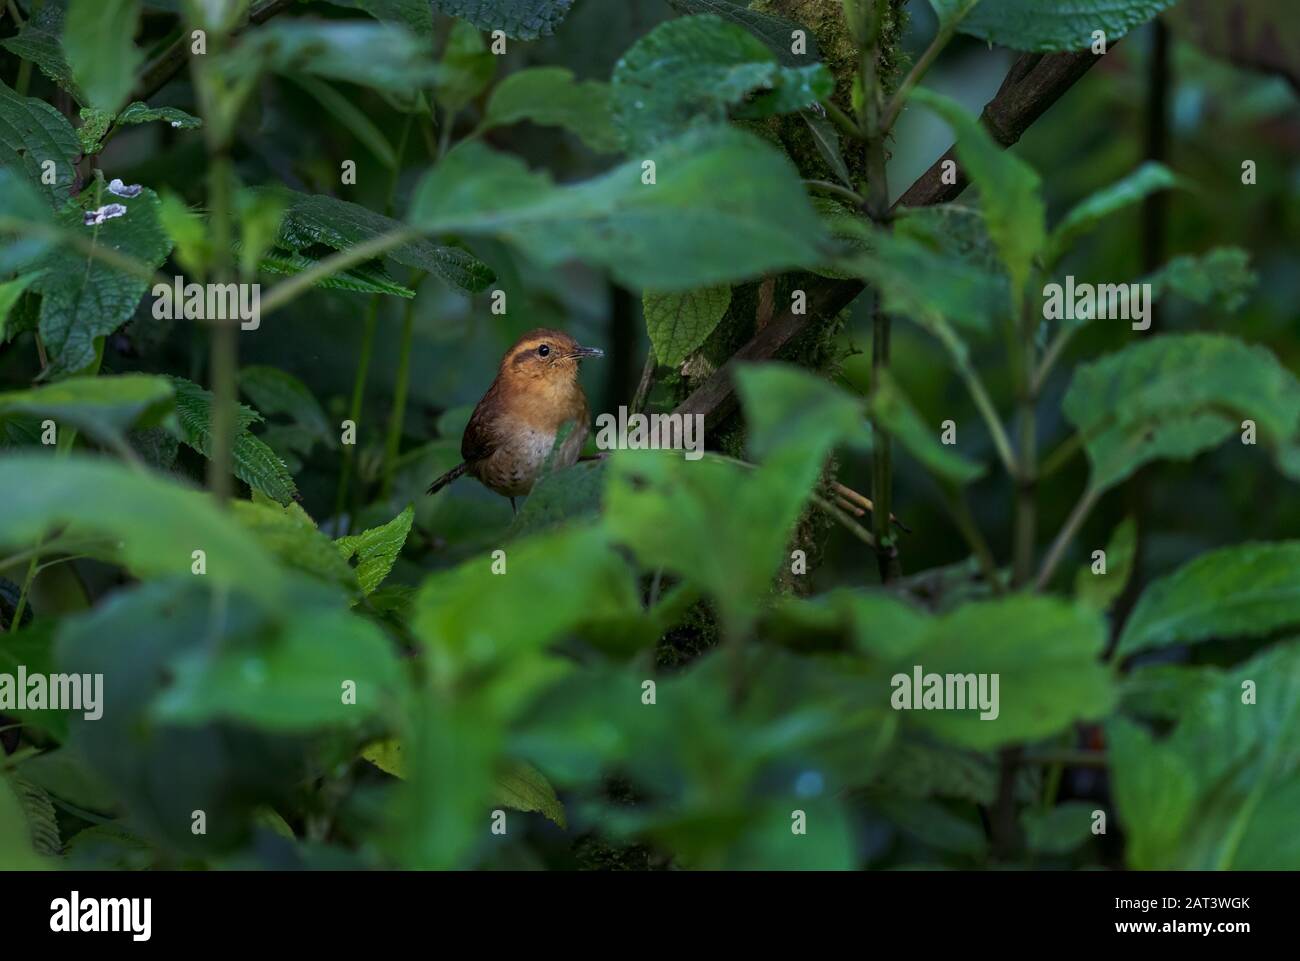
[
  {"x1": 0, "y1": 0, "x2": 82, "y2": 102},
  {"x1": 429, "y1": 0, "x2": 574, "y2": 40},
  {"x1": 1143, "y1": 247, "x2": 1256, "y2": 312},
  {"x1": 233, "y1": 498, "x2": 358, "y2": 593},
  {"x1": 1117, "y1": 542, "x2": 1300, "y2": 659},
  {"x1": 32, "y1": 185, "x2": 173, "y2": 375},
  {"x1": 883, "y1": 595, "x2": 1115, "y2": 750},
  {"x1": 736, "y1": 362, "x2": 870, "y2": 463},
  {"x1": 63, "y1": 0, "x2": 143, "y2": 114},
  {"x1": 1062, "y1": 334, "x2": 1300, "y2": 491},
  {"x1": 479, "y1": 67, "x2": 620, "y2": 153},
  {"x1": 168, "y1": 376, "x2": 299, "y2": 505},
  {"x1": 0, "y1": 775, "x2": 49, "y2": 869},
  {"x1": 0, "y1": 454, "x2": 285, "y2": 602},
  {"x1": 0, "y1": 79, "x2": 80, "y2": 205},
  {"x1": 611, "y1": 15, "x2": 832, "y2": 154},
  {"x1": 959, "y1": 0, "x2": 1178, "y2": 52},
  {"x1": 334, "y1": 505, "x2": 415, "y2": 596},
  {"x1": 643, "y1": 286, "x2": 731, "y2": 367},
  {"x1": 911, "y1": 88, "x2": 1045, "y2": 302},
  {"x1": 0, "y1": 374, "x2": 173, "y2": 449},
  {"x1": 1109, "y1": 642, "x2": 1300, "y2": 869},
  {"x1": 273, "y1": 190, "x2": 493, "y2": 293},
  {"x1": 409, "y1": 126, "x2": 831, "y2": 291},
  {"x1": 1046, "y1": 162, "x2": 1181, "y2": 264}
]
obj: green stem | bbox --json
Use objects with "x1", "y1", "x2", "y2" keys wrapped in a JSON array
[
  {"x1": 333, "y1": 297, "x2": 381, "y2": 533},
  {"x1": 381, "y1": 273, "x2": 422, "y2": 498},
  {"x1": 942, "y1": 487, "x2": 1003, "y2": 595},
  {"x1": 8, "y1": 556, "x2": 37, "y2": 631},
  {"x1": 803, "y1": 178, "x2": 866, "y2": 206},
  {"x1": 1035, "y1": 484, "x2": 1101, "y2": 591},
  {"x1": 821, "y1": 100, "x2": 863, "y2": 141},
  {"x1": 258, "y1": 227, "x2": 419, "y2": 317}
]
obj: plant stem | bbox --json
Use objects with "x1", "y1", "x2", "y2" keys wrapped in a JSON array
[
  {"x1": 880, "y1": 18, "x2": 957, "y2": 134},
  {"x1": 821, "y1": 100, "x2": 863, "y2": 141},
  {"x1": 803, "y1": 179, "x2": 865, "y2": 206},
  {"x1": 334, "y1": 296, "x2": 380, "y2": 533},
  {"x1": 942, "y1": 488, "x2": 1002, "y2": 594},
  {"x1": 1035, "y1": 484, "x2": 1101, "y2": 591},
  {"x1": 957, "y1": 359, "x2": 1019, "y2": 479},
  {"x1": 381, "y1": 273, "x2": 422, "y2": 499},
  {"x1": 258, "y1": 228, "x2": 419, "y2": 317}
]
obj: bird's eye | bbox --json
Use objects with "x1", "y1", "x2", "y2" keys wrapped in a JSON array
[{"x1": 537, "y1": 344, "x2": 550, "y2": 357}]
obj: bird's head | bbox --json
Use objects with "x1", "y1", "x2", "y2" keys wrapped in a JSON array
[{"x1": 499, "y1": 328, "x2": 603, "y2": 385}]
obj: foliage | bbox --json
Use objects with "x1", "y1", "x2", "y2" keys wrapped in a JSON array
[{"x1": 0, "y1": 0, "x2": 1295, "y2": 875}]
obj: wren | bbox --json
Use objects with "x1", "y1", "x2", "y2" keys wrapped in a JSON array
[{"x1": 426, "y1": 328, "x2": 603, "y2": 511}]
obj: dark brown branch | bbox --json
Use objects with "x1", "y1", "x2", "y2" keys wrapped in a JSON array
[{"x1": 672, "y1": 48, "x2": 1110, "y2": 429}]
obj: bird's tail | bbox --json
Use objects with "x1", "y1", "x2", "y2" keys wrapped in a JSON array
[{"x1": 427, "y1": 461, "x2": 468, "y2": 495}]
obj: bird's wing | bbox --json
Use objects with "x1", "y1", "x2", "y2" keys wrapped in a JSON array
[{"x1": 461, "y1": 380, "x2": 503, "y2": 464}]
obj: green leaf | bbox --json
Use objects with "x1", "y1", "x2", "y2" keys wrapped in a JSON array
[
  {"x1": 1144, "y1": 247, "x2": 1257, "y2": 312},
  {"x1": 334, "y1": 505, "x2": 415, "y2": 596},
  {"x1": 284, "y1": 74, "x2": 397, "y2": 168},
  {"x1": 328, "y1": 0, "x2": 434, "y2": 34},
  {"x1": 235, "y1": 187, "x2": 288, "y2": 279},
  {"x1": 227, "y1": 20, "x2": 439, "y2": 92},
  {"x1": 507, "y1": 457, "x2": 607, "y2": 538},
  {"x1": 168, "y1": 376, "x2": 299, "y2": 505},
  {"x1": 233, "y1": 498, "x2": 357, "y2": 593},
  {"x1": 1109, "y1": 642, "x2": 1300, "y2": 869},
  {"x1": 0, "y1": 374, "x2": 174, "y2": 449},
  {"x1": 153, "y1": 605, "x2": 403, "y2": 731},
  {"x1": 928, "y1": 0, "x2": 982, "y2": 29},
  {"x1": 611, "y1": 15, "x2": 831, "y2": 154},
  {"x1": 429, "y1": 0, "x2": 574, "y2": 40},
  {"x1": 1023, "y1": 801, "x2": 1095, "y2": 855},
  {"x1": 33, "y1": 185, "x2": 173, "y2": 375},
  {"x1": 736, "y1": 362, "x2": 870, "y2": 464},
  {"x1": 492, "y1": 759, "x2": 567, "y2": 828},
  {"x1": 239, "y1": 366, "x2": 332, "y2": 442},
  {"x1": 0, "y1": 79, "x2": 81, "y2": 205},
  {"x1": 665, "y1": 0, "x2": 822, "y2": 67},
  {"x1": 1062, "y1": 334, "x2": 1300, "y2": 491},
  {"x1": 0, "y1": 0, "x2": 83, "y2": 102},
  {"x1": 959, "y1": 0, "x2": 1178, "y2": 53},
  {"x1": 274, "y1": 189, "x2": 494, "y2": 293},
  {"x1": 0, "y1": 454, "x2": 285, "y2": 602},
  {"x1": 409, "y1": 126, "x2": 830, "y2": 291},
  {"x1": 1117, "y1": 542, "x2": 1300, "y2": 659},
  {"x1": 1074, "y1": 516, "x2": 1136, "y2": 611},
  {"x1": 870, "y1": 370, "x2": 984, "y2": 485},
  {"x1": 254, "y1": 247, "x2": 415, "y2": 297},
  {"x1": 893, "y1": 596, "x2": 1115, "y2": 750},
  {"x1": 63, "y1": 0, "x2": 143, "y2": 114},
  {"x1": 876, "y1": 797, "x2": 987, "y2": 857},
  {"x1": 911, "y1": 88, "x2": 1045, "y2": 301},
  {"x1": 0, "y1": 620, "x2": 68, "y2": 739},
  {"x1": 77, "y1": 107, "x2": 113, "y2": 155},
  {"x1": 0, "y1": 274, "x2": 43, "y2": 342},
  {"x1": 0, "y1": 775, "x2": 49, "y2": 869},
  {"x1": 480, "y1": 67, "x2": 620, "y2": 153},
  {"x1": 114, "y1": 101, "x2": 203, "y2": 130},
  {"x1": 643, "y1": 286, "x2": 731, "y2": 368},
  {"x1": 803, "y1": 113, "x2": 853, "y2": 189},
  {"x1": 1047, "y1": 162, "x2": 1181, "y2": 264},
  {"x1": 436, "y1": 20, "x2": 496, "y2": 113}
]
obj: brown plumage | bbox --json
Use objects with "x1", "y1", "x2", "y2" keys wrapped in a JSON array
[{"x1": 426, "y1": 328, "x2": 603, "y2": 511}]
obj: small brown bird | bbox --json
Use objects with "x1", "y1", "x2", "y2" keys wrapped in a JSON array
[{"x1": 426, "y1": 328, "x2": 603, "y2": 511}]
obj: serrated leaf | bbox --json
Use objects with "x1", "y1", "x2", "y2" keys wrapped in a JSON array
[
  {"x1": 643, "y1": 286, "x2": 731, "y2": 368},
  {"x1": 1117, "y1": 542, "x2": 1300, "y2": 659},
  {"x1": 1074, "y1": 516, "x2": 1135, "y2": 611},
  {"x1": 7, "y1": 775, "x2": 61, "y2": 856},
  {"x1": 254, "y1": 246, "x2": 416, "y2": 297},
  {"x1": 912, "y1": 88, "x2": 1044, "y2": 302},
  {"x1": 480, "y1": 67, "x2": 620, "y2": 153},
  {"x1": 0, "y1": 374, "x2": 174, "y2": 449},
  {"x1": 409, "y1": 126, "x2": 830, "y2": 292},
  {"x1": 1062, "y1": 333, "x2": 1300, "y2": 491},
  {"x1": 274, "y1": 190, "x2": 494, "y2": 293},
  {"x1": 233, "y1": 499, "x2": 357, "y2": 592},
  {"x1": 666, "y1": 0, "x2": 822, "y2": 67},
  {"x1": 33, "y1": 185, "x2": 173, "y2": 375},
  {"x1": 334, "y1": 505, "x2": 415, "y2": 596},
  {"x1": 63, "y1": 0, "x2": 143, "y2": 114},
  {"x1": 492, "y1": 759, "x2": 567, "y2": 827},
  {"x1": 0, "y1": 0, "x2": 83, "y2": 102},
  {"x1": 116, "y1": 101, "x2": 202, "y2": 130},
  {"x1": 611, "y1": 15, "x2": 832, "y2": 154},
  {"x1": 167, "y1": 376, "x2": 299, "y2": 505},
  {"x1": 0, "y1": 774, "x2": 49, "y2": 868},
  {"x1": 0, "y1": 79, "x2": 81, "y2": 205},
  {"x1": 959, "y1": 0, "x2": 1178, "y2": 53},
  {"x1": 430, "y1": 0, "x2": 574, "y2": 40},
  {"x1": 1047, "y1": 162, "x2": 1181, "y2": 264},
  {"x1": 1143, "y1": 247, "x2": 1256, "y2": 312}
]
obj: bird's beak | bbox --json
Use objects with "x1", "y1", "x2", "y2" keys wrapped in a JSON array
[{"x1": 571, "y1": 345, "x2": 604, "y2": 359}]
